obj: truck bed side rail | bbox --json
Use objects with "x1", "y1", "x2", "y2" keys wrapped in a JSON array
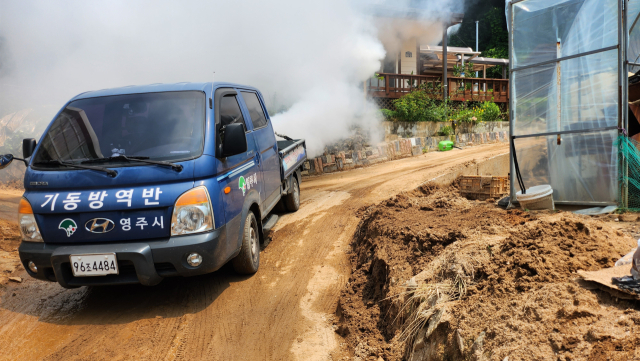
[{"x1": 278, "y1": 139, "x2": 307, "y2": 180}]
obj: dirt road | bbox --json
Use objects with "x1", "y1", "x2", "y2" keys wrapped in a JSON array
[{"x1": 0, "y1": 143, "x2": 508, "y2": 361}]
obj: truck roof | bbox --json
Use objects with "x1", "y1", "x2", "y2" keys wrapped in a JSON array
[{"x1": 72, "y1": 82, "x2": 260, "y2": 100}]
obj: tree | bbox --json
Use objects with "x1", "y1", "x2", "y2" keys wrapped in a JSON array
[{"x1": 448, "y1": 1, "x2": 509, "y2": 79}]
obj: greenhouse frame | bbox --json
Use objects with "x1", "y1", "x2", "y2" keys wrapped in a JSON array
[{"x1": 508, "y1": 0, "x2": 640, "y2": 208}]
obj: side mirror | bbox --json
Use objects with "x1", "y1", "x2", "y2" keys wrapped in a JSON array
[
  {"x1": 0, "y1": 154, "x2": 14, "y2": 170},
  {"x1": 23, "y1": 138, "x2": 36, "y2": 159},
  {"x1": 220, "y1": 123, "x2": 248, "y2": 158}
]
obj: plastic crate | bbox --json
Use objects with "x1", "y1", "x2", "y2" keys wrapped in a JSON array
[{"x1": 460, "y1": 176, "x2": 509, "y2": 200}]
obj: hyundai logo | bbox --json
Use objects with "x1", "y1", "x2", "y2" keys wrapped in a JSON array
[{"x1": 85, "y1": 218, "x2": 115, "y2": 233}]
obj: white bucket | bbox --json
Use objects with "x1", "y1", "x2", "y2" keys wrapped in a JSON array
[{"x1": 516, "y1": 185, "x2": 555, "y2": 210}]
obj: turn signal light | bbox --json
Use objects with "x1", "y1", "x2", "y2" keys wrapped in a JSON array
[
  {"x1": 19, "y1": 198, "x2": 33, "y2": 214},
  {"x1": 18, "y1": 198, "x2": 42, "y2": 243},
  {"x1": 175, "y1": 187, "x2": 209, "y2": 206}
]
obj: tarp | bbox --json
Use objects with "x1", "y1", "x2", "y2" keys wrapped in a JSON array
[{"x1": 509, "y1": 0, "x2": 620, "y2": 204}]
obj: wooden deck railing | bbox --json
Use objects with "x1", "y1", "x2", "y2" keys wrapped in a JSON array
[{"x1": 367, "y1": 73, "x2": 509, "y2": 103}]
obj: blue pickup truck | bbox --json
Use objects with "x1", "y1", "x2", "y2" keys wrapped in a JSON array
[{"x1": 0, "y1": 82, "x2": 307, "y2": 288}]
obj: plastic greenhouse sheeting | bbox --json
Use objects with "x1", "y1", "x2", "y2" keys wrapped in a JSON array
[
  {"x1": 629, "y1": 0, "x2": 640, "y2": 72},
  {"x1": 512, "y1": 0, "x2": 618, "y2": 68},
  {"x1": 509, "y1": 0, "x2": 621, "y2": 204},
  {"x1": 513, "y1": 129, "x2": 618, "y2": 203}
]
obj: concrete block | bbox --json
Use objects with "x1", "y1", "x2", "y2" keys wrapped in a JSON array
[
  {"x1": 303, "y1": 161, "x2": 311, "y2": 170},
  {"x1": 344, "y1": 158, "x2": 353, "y2": 164},
  {"x1": 411, "y1": 146, "x2": 421, "y2": 156},
  {"x1": 323, "y1": 164, "x2": 338, "y2": 173},
  {"x1": 394, "y1": 141, "x2": 400, "y2": 152},
  {"x1": 301, "y1": 170, "x2": 309, "y2": 177}
]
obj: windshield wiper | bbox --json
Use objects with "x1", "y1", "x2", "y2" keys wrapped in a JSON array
[
  {"x1": 82, "y1": 155, "x2": 183, "y2": 172},
  {"x1": 34, "y1": 160, "x2": 118, "y2": 177}
]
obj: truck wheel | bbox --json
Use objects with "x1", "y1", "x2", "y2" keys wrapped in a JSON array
[
  {"x1": 284, "y1": 176, "x2": 300, "y2": 212},
  {"x1": 232, "y1": 211, "x2": 260, "y2": 274}
]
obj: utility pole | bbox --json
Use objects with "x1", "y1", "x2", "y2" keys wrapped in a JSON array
[{"x1": 475, "y1": 20, "x2": 479, "y2": 78}]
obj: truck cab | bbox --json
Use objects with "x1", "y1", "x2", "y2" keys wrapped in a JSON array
[{"x1": 0, "y1": 82, "x2": 306, "y2": 288}]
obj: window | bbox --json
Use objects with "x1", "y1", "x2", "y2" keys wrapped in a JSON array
[
  {"x1": 32, "y1": 91, "x2": 206, "y2": 165},
  {"x1": 241, "y1": 92, "x2": 268, "y2": 129},
  {"x1": 219, "y1": 95, "x2": 246, "y2": 129}
]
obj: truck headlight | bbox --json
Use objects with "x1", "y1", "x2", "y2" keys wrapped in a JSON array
[
  {"x1": 171, "y1": 186, "x2": 214, "y2": 236},
  {"x1": 19, "y1": 198, "x2": 43, "y2": 242}
]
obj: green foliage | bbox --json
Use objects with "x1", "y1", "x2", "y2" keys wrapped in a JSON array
[
  {"x1": 448, "y1": 4, "x2": 508, "y2": 79},
  {"x1": 390, "y1": 87, "x2": 502, "y2": 126},
  {"x1": 380, "y1": 109, "x2": 397, "y2": 121},
  {"x1": 393, "y1": 90, "x2": 442, "y2": 122},
  {"x1": 438, "y1": 126, "x2": 453, "y2": 136},
  {"x1": 479, "y1": 101, "x2": 501, "y2": 122},
  {"x1": 452, "y1": 62, "x2": 475, "y2": 78}
]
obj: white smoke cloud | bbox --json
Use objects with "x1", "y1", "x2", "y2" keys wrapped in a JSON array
[{"x1": 0, "y1": 0, "x2": 464, "y2": 159}]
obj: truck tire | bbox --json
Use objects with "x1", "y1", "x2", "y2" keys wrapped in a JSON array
[
  {"x1": 232, "y1": 211, "x2": 260, "y2": 274},
  {"x1": 284, "y1": 176, "x2": 300, "y2": 212}
]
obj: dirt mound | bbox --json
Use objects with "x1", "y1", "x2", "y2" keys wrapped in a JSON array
[
  {"x1": 0, "y1": 219, "x2": 21, "y2": 287},
  {"x1": 336, "y1": 183, "x2": 640, "y2": 361}
]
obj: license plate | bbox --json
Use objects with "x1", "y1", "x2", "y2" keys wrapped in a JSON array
[{"x1": 69, "y1": 253, "x2": 119, "y2": 277}]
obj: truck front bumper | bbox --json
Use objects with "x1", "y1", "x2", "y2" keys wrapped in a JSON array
[{"x1": 18, "y1": 227, "x2": 230, "y2": 288}]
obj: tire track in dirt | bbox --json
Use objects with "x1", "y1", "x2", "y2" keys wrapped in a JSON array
[{"x1": 0, "y1": 143, "x2": 508, "y2": 361}]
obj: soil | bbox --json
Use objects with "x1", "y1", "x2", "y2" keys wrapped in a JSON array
[
  {"x1": 0, "y1": 219, "x2": 21, "y2": 287},
  {"x1": 0, "y1": 143, "x2": 509, "y2": 360},
  {"x1": 337, "y1": 183, "x2": 640, "y2": 361}
]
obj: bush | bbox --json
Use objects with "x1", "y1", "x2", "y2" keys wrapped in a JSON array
[
  {"x1": 393, "y1": 91, "x2": 444, "y2": 122},
  {"x1": 380, "y1": 109, "x2": 397, "y2": 121},
  {"x1": 479, "y1": 101, "x2": 501, "y2": 122},
  {"x1": 438, "y1": 126, "x2": 453, "y2": 136}
]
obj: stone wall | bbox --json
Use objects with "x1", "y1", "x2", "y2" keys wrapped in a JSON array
[
  {"x1": 383, "y1": 121, "x2": 509, "y2": 141},
  {"x1": 301, "y1": 129, "x2": 510, "y2": 177}
]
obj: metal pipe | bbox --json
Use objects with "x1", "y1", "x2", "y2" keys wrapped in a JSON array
[
  {"x1": 511, "y1": 45, "x2": 619, "y2": 73},
  {"x1": 443, "y1": 23, "x2": 448, "y2": 101},
  {"x1": 508, "y1": 1, "x2": 515, "y2": 201},
  {"x1": 476, "y1": 20, "x2": 479, "y2": 78},
  {"x1": 620, "y1": 0, "x2": 629, "y2": 209}
]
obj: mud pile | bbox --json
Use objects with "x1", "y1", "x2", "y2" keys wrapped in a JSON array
[
  {"x1": 0, "y1": 219, "x2": 21, "y2": 286},
  {"x1": 336, "y1": 183, "x2": 640, "y2": 361}
]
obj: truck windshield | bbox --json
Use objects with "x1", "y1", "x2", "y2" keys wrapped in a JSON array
[{"x1": 33, "y1": 91, "x2": 205, "y2": 167}]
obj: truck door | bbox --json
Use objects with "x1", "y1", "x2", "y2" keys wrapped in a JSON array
[
  {"x1": 216, "y1": 91, "x2": 260, "y2": 249},
  {"x1": 240, "y1": 91, "x2": 281, "y2": 213}
]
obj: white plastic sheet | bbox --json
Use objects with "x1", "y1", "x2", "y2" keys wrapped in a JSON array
[
  {"x1": 510, "y1": 0, "x2": 620, "y2": 204},
  {"x1": 512, "y1": 0, "x2": 618, "y2": 68},
  {"x1": 629, "y1": 0, "x2": 640, "y2": 72}
]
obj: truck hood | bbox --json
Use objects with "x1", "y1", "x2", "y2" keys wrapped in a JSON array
[{"x1": 24, "y1": 160, "x2": 196, "y2": 244}]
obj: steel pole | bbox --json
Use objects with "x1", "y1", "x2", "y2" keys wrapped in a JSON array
[
  {"x1": 476, "y1": 20, "x2": 479, "y2": 78},
  {"x1": 443, "y1": 23, "x2": 448, "y2": 101}
]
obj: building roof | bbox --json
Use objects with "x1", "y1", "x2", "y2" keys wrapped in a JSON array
[{"x1": 419, "y1": 46, "x2": 508, "y2": 73}]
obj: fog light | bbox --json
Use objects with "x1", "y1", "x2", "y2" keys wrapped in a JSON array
[
  {"x1": 28, "y1": 261, "x2": 37, "y2": 273},
  {"x1": 186, "y1": 253, "x2": 203, "y2": 267}
]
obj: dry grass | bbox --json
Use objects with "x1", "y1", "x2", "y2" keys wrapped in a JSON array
[{"x1": 389, "y1": 233, "x2": 506, "y2": 349}]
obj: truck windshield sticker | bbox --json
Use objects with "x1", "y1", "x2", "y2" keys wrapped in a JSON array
[
  {"x1": 39, "y1": 188, "x2": 164, "y2": 211},
  {"x1": 239, "y1": 173, "x2": 258, "y2": 196},
  {"x1": 59, "y1": 219, "x2": 78, "y2": 237}
]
